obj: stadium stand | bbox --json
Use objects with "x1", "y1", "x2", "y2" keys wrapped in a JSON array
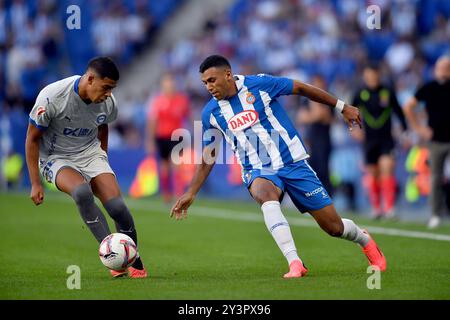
[{"x1": 1, "y1": 0, "x2": 449, "y2": 217}]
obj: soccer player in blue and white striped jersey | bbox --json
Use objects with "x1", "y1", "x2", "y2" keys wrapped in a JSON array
[{"x1": 171, "y1": 55, "x2": 386, "y2": 278}]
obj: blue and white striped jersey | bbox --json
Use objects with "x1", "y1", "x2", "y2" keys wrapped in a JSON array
[{"x1": 201, "y1": 74, "x2": 309, "y2": 171}]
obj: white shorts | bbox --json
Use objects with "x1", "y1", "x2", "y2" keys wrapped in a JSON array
[{"x1": 39, "y1": 149, "x2": 115, "y2": 186}]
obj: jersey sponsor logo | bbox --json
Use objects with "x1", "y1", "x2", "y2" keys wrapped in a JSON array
[
  {"x1": 37, "y1": 106, "x2": 46, "y2": 116},
  {"x1": 96, "y1": 114, "x2": 107, "y2": 124},
  {"x1": 227, "y1": 110, "x2": 259, "y2": 132},
  {"x1": 63, "y1": 127, "x2": 94, "y2": 137}
]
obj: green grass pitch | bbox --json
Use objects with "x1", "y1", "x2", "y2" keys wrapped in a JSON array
[{"x1": 1, "y1": 192, "x2": 449, "y2": 299}]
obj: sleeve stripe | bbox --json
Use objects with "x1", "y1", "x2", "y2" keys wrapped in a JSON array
[
  {"x1": 288, "y1": 78, "x2": 294, "y2": 95},
  {"x1": 29, "y1": 117, "x2": 48, "y2": 131}
]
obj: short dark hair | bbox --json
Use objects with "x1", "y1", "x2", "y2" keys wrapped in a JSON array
[
  {"x1": 87, "y1": 56, "x2": 120, "y2": 81},
  {"x1": 365, "y1": 62, "x2": 380, "y2": 72},
  {"x1": 199, "y1": 55, "x2": 231, "y2": 73}
]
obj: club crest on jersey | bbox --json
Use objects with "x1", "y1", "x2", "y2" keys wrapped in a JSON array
[
  {"x1": 228, "y1": 110, "x2": 259, "y2": 132},
  {"x1": 37, "y1": 106, "x2": 46, "y2": 116},
  {"x1": 96, "y1": 114, "x2": 107, "y2": 124},
  {"x1": 246, "y1": 92, "x2": 256, "y2": 104}
]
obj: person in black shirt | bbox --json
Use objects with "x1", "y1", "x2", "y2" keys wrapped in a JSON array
[
  {"x1": 404, "y1": 55, "x2": 450, "y2": 229},
  {"x1": 297, "y1": 75, "x2": 334, "y2": 196},
  {"x1": 352, "y1": 64, "x2": 408, "y2": 219}
]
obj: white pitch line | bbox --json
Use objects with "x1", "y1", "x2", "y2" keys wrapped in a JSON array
[
  {"x1": 124, "y1": 200, "x2": 450, "y2": 243},
  {"x1": 14, "y1": 193, "x2": 450, "y2": 242}
]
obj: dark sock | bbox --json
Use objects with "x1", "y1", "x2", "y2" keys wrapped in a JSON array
[
  {"x1": 104, "y1": 197, "x2": 144, "y2": 269},
  {"x1": 131, "y1": 256, "x2": 144, "y2": 270},
  {"x1": 72, "y1": 184, "x2": 111, "y2": 243}
]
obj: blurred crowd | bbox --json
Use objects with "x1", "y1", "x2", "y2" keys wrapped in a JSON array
[
  {"x1": 157, "y1": 0, "x2": 450, "y2": 213},
  {"x1": 1, "y1": 0, "x2": 449, "y2": 214},
  {"x1": 163, "y1": 0, "x2": 450, "y2": 112},
  {"x1": 0, "y1": 0, "x2": 185, "y2": 111},
  {"x1": 0, "y1": 0, "x2": 181, "y2": 155},
  {"x1": 2, "y1": 0, "x2": 450, "y2": 148}
]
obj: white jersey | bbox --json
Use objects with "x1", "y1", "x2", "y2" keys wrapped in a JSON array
[{"x1": 29, "y1": 76, "x2": 118, "y2": 160}]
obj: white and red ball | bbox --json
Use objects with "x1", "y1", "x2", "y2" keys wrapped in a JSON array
[{"x1": 99, "y1": 233, "x2": 137, "y2": 271}]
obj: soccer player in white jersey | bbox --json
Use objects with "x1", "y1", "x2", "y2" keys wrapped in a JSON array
[
  {"x1": 25, "y1": 57, "x2": 147, "y2": 278},
  {"x1": 171, "y1": 55, "x2": 386, "y2": 278}
]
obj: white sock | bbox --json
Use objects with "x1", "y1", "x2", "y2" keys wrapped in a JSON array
[
  {"x1": 261, "y1": 201, "x2": 301, "y2": 265},
  {"x1": 341, "y1": 218, "x2": 370, "y2": 247}
]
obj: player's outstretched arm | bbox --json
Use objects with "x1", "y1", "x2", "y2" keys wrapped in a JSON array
[
  {"x1": 292, "y1": 80, "x2": 362, "y2": 131},
  {"x1": 170, "y1": 145, "x2": 218, "y2": 220},
  {"x1": 25, "y1": 124, "x2": 45, "y2": 205}
]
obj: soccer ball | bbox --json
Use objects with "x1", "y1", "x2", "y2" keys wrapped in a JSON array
[{"x1": 99, "y1": 233, "x2": 137, "y2": 271}]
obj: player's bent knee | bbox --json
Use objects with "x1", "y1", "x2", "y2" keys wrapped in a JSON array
[
  {"x1": 71, "y1": 183, "x2": 94, "y2": 205},
  {"x1": 253, "y1": 192, "x2": 279, "y2": 205},
  {"x1": 327, "y1": 222, "x2": 344, "y2": 237},
  {"x1": 320, "y1": 219, "x2": 344, "y2": 237},
  {"x1": 251, "y1": 186, "x2": 280, "y2": 205}
]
